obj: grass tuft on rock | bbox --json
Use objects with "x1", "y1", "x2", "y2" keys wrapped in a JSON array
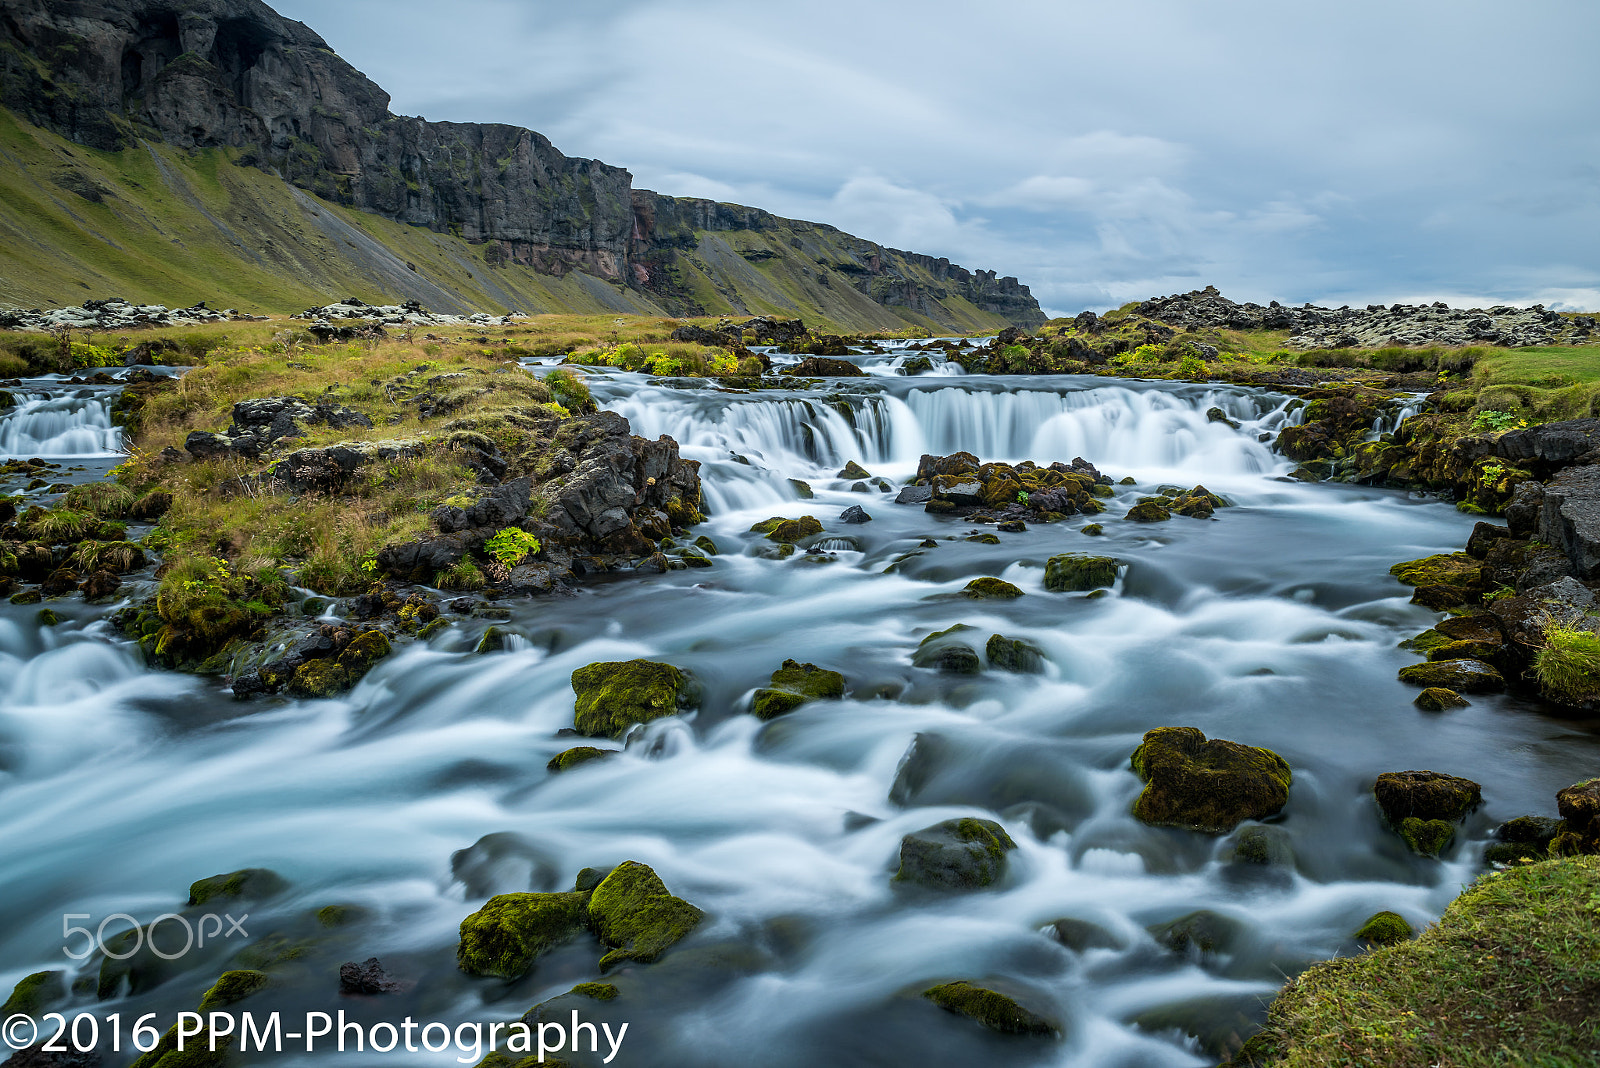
[{"x1": 1532, "y1": 627, "x2": 1600, "y2": 705}]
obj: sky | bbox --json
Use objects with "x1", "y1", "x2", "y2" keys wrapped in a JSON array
[{"x1": 270, "y1": 0, "x2": 1600, "y2": 317}]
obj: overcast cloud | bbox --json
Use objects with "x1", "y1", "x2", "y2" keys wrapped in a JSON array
[{"x1": 271, "y1": 0, "x2": 1600, "y2": 315}]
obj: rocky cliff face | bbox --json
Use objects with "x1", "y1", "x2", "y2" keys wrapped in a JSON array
[{"x1": 0, "y1": 0, "x2": 1042, "y2": 326}]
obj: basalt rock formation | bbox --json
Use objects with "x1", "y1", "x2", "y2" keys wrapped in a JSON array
[{"x1": 0, "y1": 0, "x2": 1042, "y2": 328}]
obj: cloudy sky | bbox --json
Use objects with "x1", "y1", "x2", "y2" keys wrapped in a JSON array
[{"x1": 273, "y1": 0, "x2": 1599, "y2": 316}]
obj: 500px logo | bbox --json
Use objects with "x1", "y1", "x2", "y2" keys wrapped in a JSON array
[{"x1": 62, "y1": 912, "x2": 248, "y2": 960}]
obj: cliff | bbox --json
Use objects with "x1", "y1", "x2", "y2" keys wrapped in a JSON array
[{"x1": 0, "y1": 0, "x2": 1042, "y2": 328}]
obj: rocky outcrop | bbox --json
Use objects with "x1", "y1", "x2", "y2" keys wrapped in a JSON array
[
  {"x1": 903, "y1": 452, "x2": 1111, "y2": 521},
  {"x1": 1137, "y1": 286, "x2": 1592, "y2": 348},
  {"x1": 0, "y1": 0, "x2": 1043, "y2": 327}
]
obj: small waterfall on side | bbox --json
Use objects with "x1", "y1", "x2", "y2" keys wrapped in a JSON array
[{"x1": 0, "y1": 389, "x2": 124, "y2": 458}]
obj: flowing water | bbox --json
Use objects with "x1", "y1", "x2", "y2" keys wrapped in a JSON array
[{"x1": 1, "y1": 349, "x2": 1596, "y2": 1067}]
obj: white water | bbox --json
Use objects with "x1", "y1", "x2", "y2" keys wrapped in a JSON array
[
  {"x1": 1, "y1": 356, "x2": 1595, "y2": 1068},
  {"x1": 0, "y1": 389, "x2": 123, "y2": 457}
]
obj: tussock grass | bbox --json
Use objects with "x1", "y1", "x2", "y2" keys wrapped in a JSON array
[{"x1": 1532, "y1": 627, "x2": 1600, "y2": 705}]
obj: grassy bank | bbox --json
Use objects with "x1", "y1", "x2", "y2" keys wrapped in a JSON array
[{"x1": 1234, "y1": 856, "x2": 1600, "y2": 1067}]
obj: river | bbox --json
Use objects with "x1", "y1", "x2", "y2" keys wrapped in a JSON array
[{"x1": 0, "y1": 345, "x2": 1594, "y2": 1067}]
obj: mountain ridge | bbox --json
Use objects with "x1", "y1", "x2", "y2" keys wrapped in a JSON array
[{"x1": 0, "y1": 0, "x2": 1043, "y2": 328}]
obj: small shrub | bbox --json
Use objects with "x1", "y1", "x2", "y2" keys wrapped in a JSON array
[
  {"x1": 1472, "y1": 409, "x2": 1527, "y2": 432},
  {"x1": 544, "y1": 368, "x2": 592, "y2": 411},
  {"x1": 1534, "y1": 627, "x2": 1600, "y2": 704},
  {"x1": 437, "y1": 558, "x2": 485, "y2": 590},
  {"x1": 484, "y1": 527, "x2": 540, "y2": 567}
]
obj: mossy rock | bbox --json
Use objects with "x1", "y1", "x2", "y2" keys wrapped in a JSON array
[
  {"x1": 986, "y1": 633, "x2": 1044, "y2": 673},
  {"x1": 1397, "y1": 659, "x2": 1504, "y2": 693},
  {"x1": 911, "y1": 624, "x2": 982, "y2": 674},
  {"x1": 837, "y1": 461, "x2": 871, "y2": 479},
  {"x1": 197, "y1": 969, "x2": 268, "y2": 1010},
  {"x1": 456, "y1": 891, "x2": 591, "y2": 979},
  {"x1": 336, "y1": 630, "x2": 391, "y2": 680},
  {"x1": 36, "y1": 608, "x2": 59, "y2": 626},
  {"x1": 895, "y1": 817, "x2": 1016, "y2": 890},
  {"x1": 1373, "y1": 770, "x2": 1482, "y2": 824},
  {"x1": 923, "y1": 980, "x2": 1058, "y2": 1036},
  {"x1": 1130, "y1": 727, "x2": 1292, "y2": 834},
  {"x1": 1553, "y1": 777, "x2": 1600, "y2": 855},
  {"x1": 788, "y1": 479, "x2": 814, "y2": 499},
  {"x1": 1225, "y1": 824, "x2": 1294, "y2": 867},
  {"x1": 1414, "y1": 686, "x2": 1469, "y2": 711},
  {"x1": 693, "y1": 535, "x2": 719, "y2": 555},
  {"x1": 1426, "y1": 639, "x2": 1503, "y2": 664},
  {"x1": 1389, "y1": 552, "x2": 1488, "y2": 608},
  {"x1": 1043, "y1": 553, "x2": 1119, "y2": 591},
  {"x1": 188, "y1": 868, "x2": 288, "y2": 907},
  {"x1": 475, "y1": 625, "x2": 509, "y2": 654},
  {"x1": 547, "y1": 746, "x2": 615, "y2": 772},
  {"x1": 965, "y1": 532, "x2": 1001, "y2": 545},
  {"x1": 570, "y1": 981, "x2": 619, "y2": 1001},
  {"x1": 750, "y1": 515, "x2": 822, "y2": 543},
  {"x1": 1354, "y1": 911, "x2": 1414, "y2": 945},
  {"x1": 417, "y1": 617, "x2": 450, "y2": 640},
  {"x1": 10, "y1": 589, "x2": 41, "y2": 605},
  {"x1": 286, "y1": 657, "x2": 350, "y2": 697},
  {"x1": 1125, "y1": 500, "x2": 1172, "y2": 522},
  {"x1": 1148, "y1": 910, "x2": 1244, "y2": 955},
  {"x1": 129, "y1": 1023, "x2": 230, "y2": 1068},
  {"x1": 1047, "y1": 918, "x2": 1122, "y2": 953},
  {"x1": 963, "y1": 576, "x2": 1024, "y2": 599},
  {"x1": 1080, "y1": 523, "x2": 1104, "y2": 536},
  {"x1": 2, "y1": 970, "x2": 64, "y2": 1015},
  {"x1": 1400, "y1": 628, "x2": 1455, "y2": 654},
  {"x1": 1398, "y1": 817, "x2": 1456, "y2": 857},
  {"x1": 587, "y1": 860, "x2": 705, "y2": 971},
  {"x1": 751, "y1": 658, "x2": 845, "y2": 720},
  {"x1": 571, "y1": 659, "x2": 696, "y2": 738}
]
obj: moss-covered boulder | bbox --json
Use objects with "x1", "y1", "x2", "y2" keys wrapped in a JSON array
[
  {"x1": 1552, "y1": 778, "x2": 1600, "y2": 855},
  {"x1": 1148, "y1": 910, "x2": 1244, "y2": 956},
  {"x1": 1389, "y1": 552, "x2": 1488, "y2": 609},
  {"x1": 895, "y1": 817, "x2": 1016, "y2": 890},
  {"x1": 837, "y1": 461, "x2": 871, "y2": 479},
  {"x1": 286, "y1": 658, "x2": 349, "y2": 698},
  {"x1": 1224, "y1": 824, "x2": 1294, "y2": 867},
  {"x1": 751, "y1": 659, "x2": 845, "y2": 720},
  {"x1": 1043, "y1": 553, "x2": 1119, "y2": 591},
  {"x1": 456, "y1": 892, "x2": 591, "y2": 978},
  {"x1": 571, "y1": 659, "x2": 696, "y2": 738},
  {"x1": 923, "y1": 980, "x2": 1059, "y2": 1036},
  {"x1": 986, "y1": 633, "x2": 1044, "y2": 673},
  {"x1": 1485, "y1": 815, "x2": 1563, "y2": 864},
  {"x1": 197, "y1": 970, "x2": 268, "y2": 1010},
  {"x1": 1047, "y1": 918, "x2": 1122, "y2": 953},
  {"x1": 962, "y1": 576, "x2": 1024, "y2": 599},
  {"x1": 587, "y1": 861, "x2": 704, "y2": 971},
  {"x1": 1397, "y1": 817, "x2": 1457, "y2": 857},
  {"x1": 1414, "y1": 686, "x2": 1469, "y2": 711},
  {"x1": 1354, "y1": 911, "x2": 1413, "y2": 945},
  {"x1": 750, "y1": 515, "x2": 823, "y2": 543},
  {"x1": 336, "y1": 630, "x2": 391, "y2": 682},
  {"x1": 1126, "y1": 500, "x2": 1172, "y2": 522},
  {"x1": 1397, "y1": 659, "x2": 1504, "y2": 693},
  {"x1": 911, "y1": 624, "x2": 982, "y2": 673},
  {"x1": 1373, "y1": 770, "x2": 1482, "y2": 824},
  {"x1": 1130, "y1": 727, "x2": 1292, "y2": 834},
  {"x1": 188, "y1": 868, "x2": 288, "y2": 907},
  {"x1": 547, "y1": 746, "x2": 614, "y2": 773},
  {"x1": 2, "y1": 971, "x2": 64, "y2": 1015}
]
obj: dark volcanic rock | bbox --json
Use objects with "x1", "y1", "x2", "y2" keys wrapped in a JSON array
[{"x1": 1535, "y1": 465, "x2": 1600, "y2": 579}]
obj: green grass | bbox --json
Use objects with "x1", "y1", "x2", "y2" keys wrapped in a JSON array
[
  {"x1": 1532, "y1": 627, "x2": 1600, "y2": 705},
  {"x1": 1236, "y1": 856, "x2": 1600, "y2": 1067}
]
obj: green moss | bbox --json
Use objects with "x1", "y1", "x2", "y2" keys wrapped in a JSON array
[
  {"x1": 693, "y1": 534, "x2": 718, "y2": 555},
  {"x1": 317, "y1": 905, "x2": 357, "y2": 927},
  {"x1": 962, "y1": 576, "x2": 1024, "y2": 599},
  {"x1": 1, "y1": 971, "x2": 63, "y2": 1015},
  {"x1": 9, "y1": 589, "x2": 41, "y2": 605},
  {"x1": 474, "y1": 625, "x2": 508, "y2": 654},
  {"x1": 751, "y1": 658, "x2": 846, "y2": 720},
  {"x1": 1389, "y1": 552, "x2": 1487, "y2": 609},
  {"x1": 188, "y1": 868, "x2": 287, "y2": 907},
  {"x1": 1400, "y1": 628, "x2": 1455, "y2": 654},
  {"x1": 587, "y1": 860, "x2": 705, "y2": 971},
  {"x1": 1354, "y1": 911, "x2": 1414, "y2": 945},
  {"x1": 1398, "y1": 817, "x2": 1456, "y2": 857},
  {"x1": 286, "y1": 657, "x2": 350, "y2": 697},
  {"x1": 1130, "y1": 726, "x2": 1292, "y2": 834},
  {"x1": 570, "y1": 981, "x2": 618, "y2": 1001},
  {"x1": 965, "y1": 532, "x2": 1001, "y2": 544},
  {"x1": 1397, "y1": 659, "x2": 1504, "y2": 693},
  {"x1": 751, "y1": 515, "x2": 822, "y2": 543},
  {"x1": 547, "y1": 746, "x2": 614, "y2": 772},
  {"x1": 922, "y1": 980, "x2": 1058, "y2": 1036},
  {"x1": 1125, "y1": 500, "x2": 1172, "y2": 522},
  {"x1": 197, "y1": 969, "x2": 268, "y2": 1010},
  {"x1": 336, "y1": 630, "x2": 391, "y2": 680},
  {"x1": 456, "y1": 891, "x2": 591, "y2": 979},
  {"x1": 36, "y1": 608, "x2": 59, "y2": 626},
  {"x1": 128, "y1": 1024, "x2": 230, "y2": 1068},
  {"x1": 1414, "y1": 686, "x2": 1469, "y2": 711},
  {"x1": 895, "y1": 817, "x2": 1017, "y2": 890},
  {"x1": 1043, "y1": 553, "x2": 1120, "y2": 591},
  {"x1": 1533, "y1": 627, "x2": 1600, "y2": 705},
  {"x1": 571, "y1": 659, "x2": 695, "y2": 738},
  {"x1": 1080, "y1": 523, "x2": 1104, "y2": 535},
  {"x1": 838, "y1": 461, "x2": 871, "y2": 479},
  {"x1": 1149, "y1": 910, "x2": 1244, "y2": 955},
  {"x1": 985, "y1": 633, "x2": 1044, "y2": 673},
  {"x1": 911, "y1": 623, "x2": 982, "y2": 674}
]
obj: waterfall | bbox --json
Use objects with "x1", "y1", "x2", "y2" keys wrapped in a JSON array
[{"x1": 0, "y1": 389, "x2": 124, "y2": 458}]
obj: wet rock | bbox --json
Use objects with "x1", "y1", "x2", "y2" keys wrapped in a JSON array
[
  {"x1": 1224, "y1": 824, "x2": 1294, "y2": 867},
  {"x1": 1373, "y1": 770, "x2": 1482, "y2": 825},
  {"x1": 786, "y1": 357, "x2": 865, "y2": 376},
  {"x1": 188, "y1": 868, "x2": 288, "y2": 907},
  {"x1": 1552, "y1": 778, "x2": 1600, "y2": 855},
  {"x1": 896, "y1": 484, "x2": 933, "y2": 505},
  {"x1": 571, "y1": 659, "x2": 696, "y2": 738},
  {"x1": 986, "y1": 634, "x2": 1044, "y2": 673},
  {"x1": 77, "y1": 570, "x2": 121, "y2": 601},
  {"x1": 2, "y1": 971, "x2": 64, "y2": 1016},
  {"x1": 788, "y1": 478, "x2": 814, "y2": 499},
  {"x1": 1206, "y1": 406, "x2": 1241, "y2": 429},
  {"x1": 1148, "y1": 910, "x2": 1244, "y2": 956},
  {"x1": 838, "y1": 461, "x2": 871, "y2": 479},
  {"x1": 1354, "y1": 911, "x2": 1413, "y2": 945},
  {"x1": 1125, "y1": 500, "x2": 1171, "y2": 522},
  {"x1": 911, "y1": 624, "x2": 982, "y2": 674},
  {"x1": 750, "y1": 515, "x2": 823, "y2": 543},
  {"x1": 963, "y1": 577, "x2": 1023, "y2": 599},
  {"x1": 1396, "y1": 659, "x2": 1504, "y2": 693},
  {"x1": 751, "y1": 659, "x2": 845, "y2": 720},
  {"x1": 456, "y1": 892, "x2": 591, "y2": 978},
  {"x1": 1414, "y1": 686, "x2": 1469, "y2": 711},
  {"x1": 547, "y1": 746, "x2": 614, "y2": 772},
  {"x1": 587, "y1": 861, "x2": 704, "y2": 971},
  {"x1": 286, "y1": 658, "x2": 349, "y2": 698},
  {"x1": 1397, "y1": 817, "x2": 1456, "y2": 857},
  {"x1": 1484, "y1": 815, "x2": 1562, "y2": 864},
  {"x1": 338, "y1": 958, "x2": 399, "y2": 995},
  {"x1": 198, "y1": 970, "x2": 268, "y2": 1010},
  {"x1": 839, "y1": 505, "x2": 872, "y2": 523},
  {"x1": 1043, "y1": 553, "x2": 1119, "y2": 591},
  {"x1": 922, "y1": 980, "x2": 1058, "y2": 1036},
  {"x1": 1535, "y1": 465, "x2": 1600, "y2": 579},
  {"x1": 1047, "y1": 918, "x2": 1122, "y2": 953},
  {"x1": 1389, "y1": 552, "x2": 1488, "y2": 610},
  {"x1": 1130, "y1": 727, "x2": 1292, "y2": 834},
  {"x1": 895, "y1": 818, "x2": 1016, "y2": 890}
]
